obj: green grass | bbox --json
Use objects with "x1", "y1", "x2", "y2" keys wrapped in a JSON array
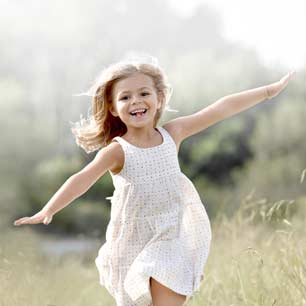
[
  {"x1": 1, "y1": 192, "x2": 306, "y2": 306},
  {"x1": 187, "y1": 193, "x2": 306, "y2": 306}
]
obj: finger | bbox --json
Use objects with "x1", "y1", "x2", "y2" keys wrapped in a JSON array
[
  {"x1": 286, "y1": 70, "x2": 296, "y2": 81},
  {"x1": 14, "y1": 217, "x2": 28, "y2": 223},
  {"x1": 289, "y1": 70, "x2": 296, "y2": 80},
  {"x1": 25, "y1": 217, "x2": 41, "y2": 224},
  {"x1": 14, "y1": 217, "x2": 31, "y2": 225},
  {"x1": 16, "y1": 218, "x2": 32, "y2": 225},
  {"x1": 18, "y1": 216, "x2": 40, "y2": 225},
  {"x1": 281, "y1": 71, "x2": 296, "y2": 84}
]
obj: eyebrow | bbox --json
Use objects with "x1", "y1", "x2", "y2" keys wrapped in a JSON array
[{"x1": 118, "y1": 87, "x2": 152, "y2": 95}]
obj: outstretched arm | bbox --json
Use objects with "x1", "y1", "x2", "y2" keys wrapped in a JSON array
[
  {"x1": 13, "y1": 142, "x2": 120, "y2": 226},
  {"x1": 205, "y1": 71, "x2": 296, "y2": 119},
  {"x1": 165, "y1": 71, "x2": 296, "y2": 143}
]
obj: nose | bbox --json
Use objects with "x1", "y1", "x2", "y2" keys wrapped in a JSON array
[{"x1": 131, "y1": 95, "x2": 143, "y2": 105}]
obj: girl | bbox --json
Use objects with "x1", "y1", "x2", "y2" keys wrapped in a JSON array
[{"x1": 13, "y1": 56, "x2": 295, "y2": 306}]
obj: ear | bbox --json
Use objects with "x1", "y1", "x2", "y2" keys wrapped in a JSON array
[{"x1": 109, "y1": 103, "x2": 119, "y2": 117}]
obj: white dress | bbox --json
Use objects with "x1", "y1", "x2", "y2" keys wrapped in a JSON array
[{"x1": 95, "y1": 126, "x2": 212, "y2": 306}]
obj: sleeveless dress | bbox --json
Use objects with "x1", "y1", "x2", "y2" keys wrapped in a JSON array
[{"x1": 95, "y1": 126, "x2": 212, "y2": 306}]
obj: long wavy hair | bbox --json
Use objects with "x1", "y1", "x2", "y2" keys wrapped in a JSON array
[{"x1": 70, "y1": 57, "x2": 177, "y2": 154}]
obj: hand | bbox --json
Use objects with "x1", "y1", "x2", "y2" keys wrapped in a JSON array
[
  {"x1": 14, "y1": 209, "x2": 53, "y2": 226},
  {"x1": 266, "y1": 70, "x2": 296, "y2": 99}
]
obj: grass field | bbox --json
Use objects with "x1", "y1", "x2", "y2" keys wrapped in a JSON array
[{"x1": 1, "y1": 192, "x2": 306, "y2": 306}]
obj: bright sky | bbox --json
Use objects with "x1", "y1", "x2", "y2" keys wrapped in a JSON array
[{"x1": 170, "y1": 0, "x2": 306, "y2": 71}]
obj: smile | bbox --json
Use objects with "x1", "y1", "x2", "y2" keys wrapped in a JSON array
[{"x1": 129, "y1": 109, "x2": 148, "y2": 117}]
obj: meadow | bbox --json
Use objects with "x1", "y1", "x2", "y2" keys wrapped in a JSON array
[{"x1": 1, "y1": 186, "x2": 305, "y2": 306}]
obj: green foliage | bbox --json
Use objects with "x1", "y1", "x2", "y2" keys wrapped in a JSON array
[
  {"x1": 229, "y1": 92, "x2": 306, "y2": 202},
  {"x1": 1, "y1": 0, "x2": 305, "y2": 236},
  {"x1": 16, "y1": 155, "x2": 112, "y2": 236}
]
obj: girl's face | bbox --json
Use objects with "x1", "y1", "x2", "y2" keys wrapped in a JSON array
[{"x1": 110, "y1": 72, "x2": 162, "y2": 128}]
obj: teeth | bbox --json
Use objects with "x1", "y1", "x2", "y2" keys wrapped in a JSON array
[{"x1": 130, "y1": 108, "x2": 146, "y2": 115}]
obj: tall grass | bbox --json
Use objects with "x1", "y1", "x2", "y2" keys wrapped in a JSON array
[{"x1": 1, "y1": 171, "x2": 306, "y2": 306}]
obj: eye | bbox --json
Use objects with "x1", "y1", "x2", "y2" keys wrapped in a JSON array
[
  {"x1": 141, "y1": 92, "x2": 150, "y2": 96},
  {"x1": 120, "y1": 96, "x2": 129, "y2": 101}
]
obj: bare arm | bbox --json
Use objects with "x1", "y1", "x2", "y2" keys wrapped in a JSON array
[
  {"x1": 40, "y1": 173, "x2": 96, "y2": 216},
  {"x1": 195, "y1": 84, "x2": 270, "y2": 127},
  {"x1": 165, "y1": 71, "x2": 296, "y2": 143},
  {"x1": 13, "y1": 142, "x2": 122, "y2": 226}
]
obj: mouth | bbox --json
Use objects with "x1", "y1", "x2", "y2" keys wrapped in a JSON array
[{"x1": 129, "y1": 108, "x2": 148, "y2": 117}]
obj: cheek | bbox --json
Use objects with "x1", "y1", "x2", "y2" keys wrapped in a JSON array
[{"x1": 117, "y1": 105, "x2": 129, "y2": 115}]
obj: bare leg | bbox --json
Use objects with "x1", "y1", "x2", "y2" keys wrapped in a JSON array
[{"x1": 149, "y1": 277, "x2": 187, "y2": 306}]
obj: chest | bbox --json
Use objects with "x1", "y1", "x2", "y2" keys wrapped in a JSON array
[{"x1": 111, "y1": 128, "x2": 182, "y2": 176}]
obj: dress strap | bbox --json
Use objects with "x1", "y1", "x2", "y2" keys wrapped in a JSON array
[
  {"x1": 111, "y1": 136, "x2": 129, "y2": 155},
  {"x1": 158, "y1": 126, "x2": 177, "y2": 150},
  {"x1": 111, "y1": 126, "x2": 166, "y2": 150},
  {"x1": 112, "y1": 136, "x2": 127, "y2": 146}
]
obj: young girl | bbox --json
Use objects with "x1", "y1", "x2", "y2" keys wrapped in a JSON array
[{"x1": 13, "y1": 56, "x2": 295, "y2": 306}]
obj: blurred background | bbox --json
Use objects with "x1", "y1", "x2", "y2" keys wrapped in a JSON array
[{"x1": 1, "y1": 0, "x2": 306, "y2": 305}]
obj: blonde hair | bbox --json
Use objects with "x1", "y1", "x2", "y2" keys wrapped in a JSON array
[{"x1": 70, "y1": 56, "x2": 177, "y2": 154}]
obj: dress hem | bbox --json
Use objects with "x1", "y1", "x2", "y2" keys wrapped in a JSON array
[{"x1": 124, "y1": 268, "x2": 194, "y2": 304}]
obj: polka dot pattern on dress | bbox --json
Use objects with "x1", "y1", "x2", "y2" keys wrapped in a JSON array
[{"x1": 95, "y1": 126, "x2": 212, "y2": 306}]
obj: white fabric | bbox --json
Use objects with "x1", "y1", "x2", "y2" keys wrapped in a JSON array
[{"x1": 95, "y1": 126, "x2": 212, "y2": 306}]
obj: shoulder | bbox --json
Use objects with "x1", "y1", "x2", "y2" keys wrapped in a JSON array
[
  {"x1": 76, "y1": 140, "x2": 124, "y2": 181},
  {"x1": 93, "y1": 141, "x2": 124, "y2": 172},
  {"x1": 106, "y1": 138, "x2": 125, "y2": 174}
]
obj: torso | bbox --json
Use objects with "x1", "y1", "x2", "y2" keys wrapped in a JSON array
[{"x1": 109, "y1": 123, "x2": 181, "y2": 175}]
